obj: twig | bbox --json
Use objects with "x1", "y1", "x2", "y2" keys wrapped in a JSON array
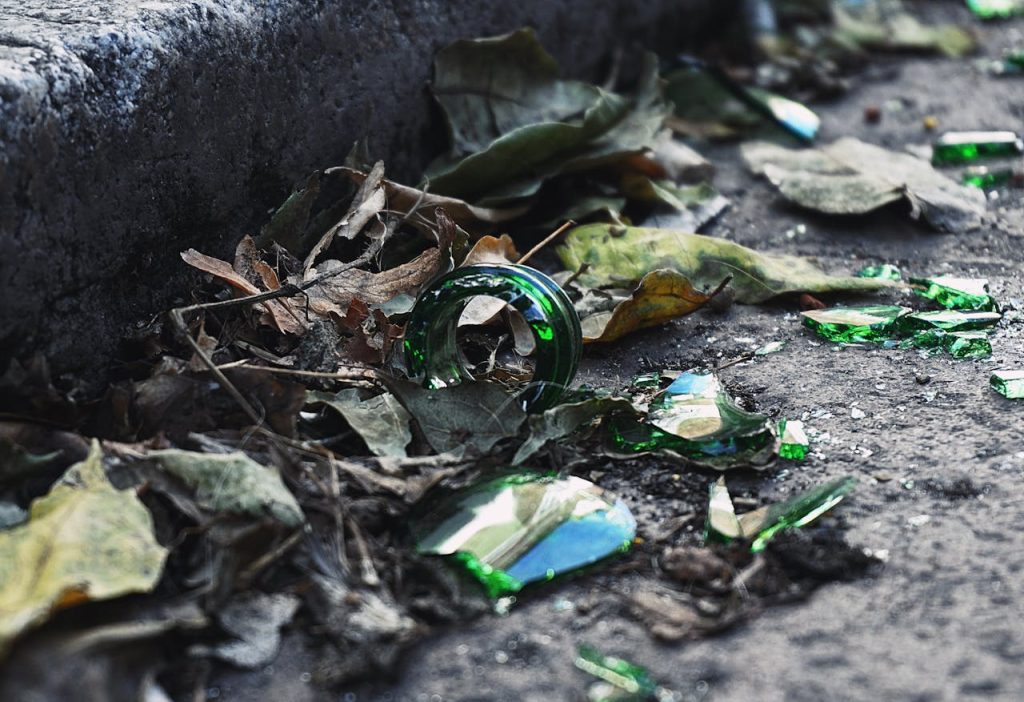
[
  {"x1": 562, "y1": 262, "x2": 591, "y2": 289},
  {"x1": 236, "y1": 529, "x2": 303, "y2": 586},
  {"x1": 517, "y1": 220, "x2": 575, "y2": 265}
]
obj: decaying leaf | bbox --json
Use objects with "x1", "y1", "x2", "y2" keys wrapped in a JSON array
[
  {"x1": 558, "y1": 224, "x2": 895, "y2": 303},
  {"x1": 386, "y1": 379, "x2": 527, "y2": 456},
  {"x1": 833, "y1": 1, "x2": 975, "y2": 58},
  {"x1": 579, "y1": 269, "x2": 713, "y2": 343},
  {"x1": 148, "y1": 450, "x2": 304, "y2": 527},
  {"x1": 424, "y1": 28, "x2": 669, "y2": 206},
  {"x1": 308, "y1": 389, "x2": 413, "y2": 458},
  {"x1": 456, "y1": 235, "x2": 522, "y2": 327},
  {"x1": 742, "y1": 138, "x2": 986, "y2": 232},
  {"x1": 0, "y1": 442, "x2": 168, "y2": 655},
  {"x1": 254, "y1": 171, "x2": 321, "y2": 253},
  {"x1": 512, "y1": 396, "x2": 636, "y2": 464},
  {"x1": 181, "y1": 237, "x2": 305, "y2": 335}
]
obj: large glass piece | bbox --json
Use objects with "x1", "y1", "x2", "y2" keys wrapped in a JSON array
[
  {"x1": 705, "y1": 477, "x2": 856, "y2": 552},
  {"x1": 909, "y1": 276, "x2": 997, "y2": 311},
  {"x1": 403, "y1": 263, "x2": 582, "y2": 412},
  {"x1": 991, "y1": 370, "x2": 1024, "y2": 399},
  {"x1": 931, "y1": 131, "x2": 1023, "y2": 165},
  {"x1": 801, "y1": 305, "x2": 911, "y2": 343},
  {"x1": 414, "y1": 473, "x2": 635, "y2": 598},
  {"x1": 609, "y1": 371, "x2": 776, "y2": 468}
]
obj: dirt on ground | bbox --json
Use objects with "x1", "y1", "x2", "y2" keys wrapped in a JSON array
[{"x1": 200, "y1": 3, "x2": 1024, "y2": 701}]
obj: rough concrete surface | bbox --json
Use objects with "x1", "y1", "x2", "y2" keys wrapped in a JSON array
[
  {"x1": 0, "y1": 0, "x2": 729, "y2": 379},
  {"x1": 203, "y1": 3, "x2": 1024, "y2": 701}
]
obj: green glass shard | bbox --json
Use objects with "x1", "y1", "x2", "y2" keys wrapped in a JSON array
[
  {"x1": 414, "y1": 473, "x2": 636, "y2": 598},
  {"x1": 899, "y1": 328, "x2": 948, "y2": 352},
  {"x1": 630, "y1": 372, "x2": 662, "y2": 390},
  {"x1": 778, "y1": 419, "x2": 809, "y2": 460},
  {"x1": 856, "y1": 264, "x2": 902, "y2": 281},
  {"x1": 966, "y1": 0, "x2": 1024, "y2": 19},
  {"x1": 704, "y1": 478, "x2": 742, "y2": 542},
  {"x1": 944, "y1": 331, "x2": 992, "y2": 359},
  {"x1": 963, "y1": 166, "x2": 1019, "y2": 189},
  {"x1": 609, "y1": 371, "x2": 776, "y2": 468},
  {"x1": 909, "y1": 276, "x2": 997, "y2": 311},
  {"x1": 801, "y1": 305, "x2": 911, "y2": 343},
  {"x1": 931, "y1": 131, "x2": 1023, "y2": 165},
  {"x1": 704, "y1": 477, "x2": 856, "y2": 552},
  {"x1": 575, "y1": 645, "x2": 658, "y2": 702},
  {"x1": 900, "y1": 309, "x2": 1002, "y2": 333},
  {"x1": 991, "y1": 370, "x2": 1024, "y2": 399}
]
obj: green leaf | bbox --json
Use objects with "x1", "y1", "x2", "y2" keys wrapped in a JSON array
[
  {"x1": 743, "y1": 137, "x2": 986, "y2": 232},
  {"x1": 307, "y1": 389, "x2": 412, "y2": 458},
  {"x1": 558, "y1": 223, "x2": 895, "y2": 303},
  {"x1": 148, "y1": 450, "x2": 304, "y2": 527},
  {"x1": 386, "y1": 379, "x2": 526, "y2": 457},
  {"x1": 0, "y1": 441, "x2": 167, "y2": 655},
  {"x1": 424, "y1": 28, "x2": 669, "y2": 206}
]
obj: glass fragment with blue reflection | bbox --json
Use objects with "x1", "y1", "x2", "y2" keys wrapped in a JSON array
[
  {"x1": 413, "y1": 473, "x2": 635, "y2": 598},
  {"x1": 609, "y1": 370, "x2": 777, "y2": 469}
]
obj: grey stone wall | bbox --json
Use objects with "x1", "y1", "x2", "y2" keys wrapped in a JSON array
[{"x1": 0, "y1": 0, "x2": 733, "y2": 378}]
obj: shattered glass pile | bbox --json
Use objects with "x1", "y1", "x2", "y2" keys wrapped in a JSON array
[{"x1": 803, "y1": 276, "x2": 1001, "y2": 358}]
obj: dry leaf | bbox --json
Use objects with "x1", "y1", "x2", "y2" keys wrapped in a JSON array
[
  {"x1": 0, "y1": 441, "x2": 167, "y2": 656},
  {"x1": 580, "y1": 269, "x2": 712, "y2": 343}
]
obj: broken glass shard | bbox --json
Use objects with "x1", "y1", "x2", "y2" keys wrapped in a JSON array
[
  {"x1": 900, "y1": 309, "x2": 1002, "y2": 333},
  {"x1": 966, "y1": 0, "x2": 1024, "y2": 19},
  {"x1": 755, "y1": 340, "x2": 787, "y2": 355},
  {"x1": 856, "y1": 264, "x2": 902, "y2": 281},
  {"x1": 778, "y1": 419, "x2": 809, "y2": 460},
  {"x1": 705, "y1": 477, "x2": 857, "y2": 552},
  {"x1": 909, "y1": 276, "x2": 997, "y2": 311},
  {"x1": 991, "y1": 370, "x2": 1024, "y2": 399},
  {"x1": 609, "y1": 371, "x2": 776, "y2": 468},
  {"x1": 931, "y1": 131, "x2": 1023, "y2": 165},
  {"x1": 988, "y1": 50, "x2": 1024, "y2": 75},
  {"x1": 944, "y1": 331, "x2": 992, "y2": 359},
  {"x1": 414, "y1": 473, "x2": 636, "y2": 598},
  {"x1": 962, "y1": 165, "x2": 1021, "y2": 189},
  {"x1": 575, "y1": 645, "x2": 658, "y2": 702},
  {"x1": 705, "y1": 477, "x2": 742, "y2": 542},
  {"x1": 802, "y1": 305, "x2": 911, "y2": 343},
  {"x1": 671, "y1": 57, "x2": 819, "y2": 142}
]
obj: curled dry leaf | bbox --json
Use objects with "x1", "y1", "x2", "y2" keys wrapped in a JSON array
[
  {"x1": 580, "y1": 269, "x2": 713, "y2": 343},
  {"x1": 0, "y1": 441, "x2": 168, "y2": 656}
]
